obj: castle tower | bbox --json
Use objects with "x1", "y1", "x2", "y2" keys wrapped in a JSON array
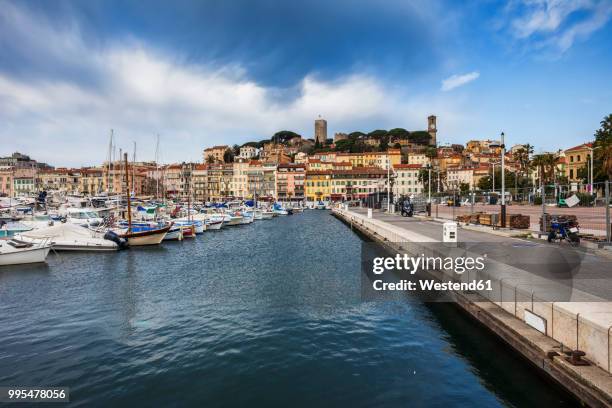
[
  {"x1": 427, "y1": 115, "x2": 437, "y2": 146},
  {"x1": 315, "y1": 117, "x2": 327, "y2": 145}
]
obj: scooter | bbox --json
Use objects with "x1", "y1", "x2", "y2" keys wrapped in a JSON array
[
  {"x1": 400, "y1": 200, "x2": 414, "y2": 217},
  {"x1": 547, "y1": 217, "x2": 580, "y2": 246}
]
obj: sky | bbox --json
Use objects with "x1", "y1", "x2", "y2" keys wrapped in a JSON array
[{"x1": 0, "y1": 0, "x2": 611, "y2": 167}]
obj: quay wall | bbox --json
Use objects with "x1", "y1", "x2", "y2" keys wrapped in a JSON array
[{"x1": 332, "y1": 207, "x2": 612, "y2": 407}]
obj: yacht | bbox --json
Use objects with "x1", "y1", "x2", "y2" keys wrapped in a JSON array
[
  {"x1": 62, "y1": 208, "x2": 104, "y2": 227},
  {"x1": 16, "y1": 224, "x2": 122, "y2": 251}
]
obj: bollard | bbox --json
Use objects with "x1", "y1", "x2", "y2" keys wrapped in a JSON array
[{"x1": 367, "y1": 208, "x2": 372, "y2": 219}]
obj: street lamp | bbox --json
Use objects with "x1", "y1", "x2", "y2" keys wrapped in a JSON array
[
  {"x1": 386, "y1": 157, "x2": 390, "y2": 213},
  {"x1": 500, "y1": 132, "x2": 506, "y2": 228},
  {"x1": 427, "y1": 164, "x2": 432, "y2": 203},
  {"x1": 489, "y1": 133, "x2": 506, "y2": 227}
]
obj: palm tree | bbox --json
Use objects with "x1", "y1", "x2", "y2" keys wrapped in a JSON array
[
  {"x1": 594, "y1": 114, "x2": 612, "y2": 181},
  {"x1": 513, "y1": 143, "x2": 533, "y2": 186},
  {"x1": 530, "y1": 153, "x2": 557, "y2": 185}
]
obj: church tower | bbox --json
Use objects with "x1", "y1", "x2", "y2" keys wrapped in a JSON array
[{"x1": 427, "y1": 115, "x2": 437, "y2": 146}]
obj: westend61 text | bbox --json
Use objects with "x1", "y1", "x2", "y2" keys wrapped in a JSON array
[{"x1": 372, "y1": 279, "x2": 493, "y2": 292}]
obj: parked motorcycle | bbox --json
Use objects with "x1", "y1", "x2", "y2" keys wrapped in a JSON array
[
  {"x1": 400, "y1": 199, "x2": 414, "y2": 217},
  {"x1": 547, "y1": 217, "x2": 580, "y2": 246}
]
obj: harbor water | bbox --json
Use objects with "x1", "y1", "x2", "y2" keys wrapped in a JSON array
[{"x1": 0, "y1": 211, "x2": 575, "y2": 407}]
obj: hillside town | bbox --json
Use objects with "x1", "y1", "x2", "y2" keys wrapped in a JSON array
[{"x1": 1, "y1": 114, "x2": 610, "y2": 203}]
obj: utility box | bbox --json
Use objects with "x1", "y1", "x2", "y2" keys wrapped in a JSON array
[
  {"x1": 443, "y1": 222, "x2": 457, "y2": 244},
  {"x1": 367, "y1": 208, "x2": 373, "y2": 219}
]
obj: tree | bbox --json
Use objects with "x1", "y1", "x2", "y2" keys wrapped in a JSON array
[
  {"x1": 459, "y1": 182, "x2": 470, "y2": 194},
  {"x1": 333, "y1": 139, "x2": 354, "y2": 152},
  {"x1": 418, "y1": 168, "x2": 445, "y2": 193},
  {"x1": 424, "y1": 146, "x2": 438, "y2": 159},
  {"x1": 409, "y1": 131, "x2": 432, "y2": 145},
  {"x1": 388, "y1": 128, "x2": 410, "y2": 141},
  {"x1": 530, "y1": 153, "x2": 557, "y2": 185},
  {"x1": 512, "y1": 144, "x2": 533, "y2": 186},
  {"x1": 594, "y1": 113, "x2": 612, "y2": 181},
  {"x1": 232, "y1": 144, "x2": 240, "y2": 156},
  {"x1": 272, "y1": 130, "x2": 301, "y2": 144},
  {"x1": 348, "y1": 131, "x2": 366, "y2": 141},
  {"x1": 223, "y1": 148, "x2": 234, "y2": 163},
  {"x1": 576, "y1": 165, "x2": 589, "y2": 184},
  {"x1": 477, "y1": 169, "x2": 518, "y2": 191},
  {"x1": 206, "y1": 155, "x2": 215, "y2": 164},
  {"x1": 393, "y1": 143, "x2": 402, "y2": 149},
  {"x1": 367, "y1": 129, "x2": 388, "y2": 139}
]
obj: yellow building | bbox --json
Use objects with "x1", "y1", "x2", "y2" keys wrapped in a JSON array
[
  {"x1": 37, "y1": 168, "x2": 82, "y2": 193},
  {"x1": 305, "y1": 170, "x2": 332, "y2": 201},
  {"x1": 79, "y1": 168, "x2": 105, "y2": 195},
  {"x1": 336, "y1": 149, "x2": 401, "y2": 169},
  {"x1": 565, "y1": 143, "x2": 593, "y2": 182},
  {"x1": 203, "y1": 145, "x2": 229, "y2": 163}
]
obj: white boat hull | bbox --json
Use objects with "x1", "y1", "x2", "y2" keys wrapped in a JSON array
[
  {"x1": 163, "y1": 228, "x2": 183, "y2": 241},
  {"x1": 206, "y1": 221, "x2": 223, "y2": 230},
  {"x1": 0, "y1": 244, "x2": 51, "y2": 266},
  {"x1": 18, "y1": 237, "x2": 116, "y2": 251},
  {"x1": 224, "y1": 217, "x2": 242, "y2": 226}
]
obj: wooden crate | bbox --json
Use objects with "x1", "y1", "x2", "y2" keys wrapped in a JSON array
[
  {"x1": 479, "y1": 213, "x2": 492, "y2": 226},
  {"x1": 509, "y1": 214, "x2": 530, "y2": 229}
]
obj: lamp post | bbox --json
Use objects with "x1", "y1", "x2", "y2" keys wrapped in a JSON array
[
  {"x1": 427, "y1": 164, "x2": 432, "y2": 203},
  {"x1": 387, "y1": 157, "x2": 390, "y2": 213},
  {"x1": 500, "y1": 132, "x2": 506, "y2": 228}
]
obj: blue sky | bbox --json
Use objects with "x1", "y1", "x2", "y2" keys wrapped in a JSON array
[{"x1": 0, "y1": 0, "x2": 611, "y2": 166}]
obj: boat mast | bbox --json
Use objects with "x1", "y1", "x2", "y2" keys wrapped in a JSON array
[
  {"x1": 124, "y1": 153, "x2": 132, "y2": 233},
  {"x1": 155, "y1": 134, "x2": 160, "y2": 200},
  {"x1": 107, "y1": 129, "x2": 113, "y2": 193},
  {"x1": 132, "y1": 141, "x2": 136, "y2": 196}
]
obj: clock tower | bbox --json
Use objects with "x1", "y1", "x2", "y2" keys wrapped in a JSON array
[{"x1": 427, "y1": 115, "x2": 437, "y2": 146}]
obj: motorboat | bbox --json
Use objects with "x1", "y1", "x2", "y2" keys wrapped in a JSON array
[
  {"x1": 261, "y1": 211, "x2": 274, "y2": 219},
  {"x1": 205, "y1": 219, "x2": 223, "y2": 230},
  {"x1": 0, "y1": 238, "x2": 52, "y2": 266},
  {"x1": 222, "y1": 213, "x2": 243, "y2": 226},
  {"x1": 15, "y1": 223, "x2": 123, "y2": 251},
  {"x1": 316, "y1": 201, "x2": 326, "y2": 210},
  {"x1": 163, "y1": 225, "x2": 184, "y2": 241},
  {"x1": 62, "y1": 208, "x2": 105, "y2": 227},
  {"x1": 174, "y1": 219, "x2": 205, "y2": 234},
  {"x1": 0, "y1": 221, "x2": 33, "y2": 238},
  {"x1": 272, "y1": 203, "x2": 288, "y2": 215}
]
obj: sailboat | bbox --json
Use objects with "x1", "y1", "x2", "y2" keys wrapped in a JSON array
[{"x1": 117, "y1": 153, "x2": 170, "y2": 246}]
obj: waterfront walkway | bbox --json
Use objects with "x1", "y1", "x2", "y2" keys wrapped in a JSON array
[{"x1": 333, "y1": 206, "x2": 612, "y2": 406}]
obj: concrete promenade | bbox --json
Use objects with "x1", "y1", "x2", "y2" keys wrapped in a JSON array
[
  {"x1": 333, "y1": 206, "x2": 612, "y2": 407},
  {"x1": 432, "y1": 202, "x2": 610, "y2": 237}
]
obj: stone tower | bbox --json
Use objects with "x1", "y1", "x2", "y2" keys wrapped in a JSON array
[
  {"x1": 315, "y1": 117, "x2": 327, "y2": 145},
  {"x1": 427, "y1": 115, "x2": 437, "y2": 146}
]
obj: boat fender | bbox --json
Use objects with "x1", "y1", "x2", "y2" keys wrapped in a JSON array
[{"x1": 103, "y1": 230, "x2": 129, "y2": 250}]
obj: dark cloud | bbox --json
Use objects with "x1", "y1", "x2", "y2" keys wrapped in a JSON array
[{"x1": 1, "y1": 0, "x2": 441, "y2": 87}]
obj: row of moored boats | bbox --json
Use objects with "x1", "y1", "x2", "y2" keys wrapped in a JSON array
[{"x1": 0, "y1": 200, "x2": 312, "y2": 266}]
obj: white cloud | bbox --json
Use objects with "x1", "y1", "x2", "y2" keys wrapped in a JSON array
[
  {"x1": 506, "y1": 0, "x2": 612, "y2": 53},
  {"x1": 440, "y1": 71, "x2": 480, "y2": 91},
  {"x1": 0, "y1": 3, "x2": 474, "y2": 167}
]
